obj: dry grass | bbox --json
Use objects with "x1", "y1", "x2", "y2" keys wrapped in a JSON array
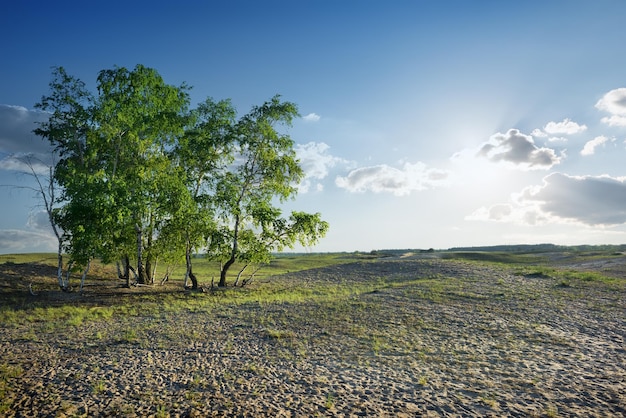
[{"x1": 0, "y1": 251, "x2": 625, "y2": 416}]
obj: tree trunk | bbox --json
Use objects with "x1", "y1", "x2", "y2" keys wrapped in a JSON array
[
  {"x1": 189, "y1": 268, "x2": 198, "y2": 290},
  {"x1": 146, "y1": 219, "x2": 154, "y2": 284},
  {"x1": 123, "y1": 255, "x2": 131, "y2": 288},
  {"x1": 63, "y1": 260, "x2": 74, "y2": 292},
  {"x1": 56, "y1": 241, "x2": 66, "y2": 290},
  {"x1": 219, "y1": 255, "x2": 235, "y2": 287},
  {"x1": 220, "y1": 214, "x2": 239, "y2": 287},
  {"x1": 79, "y1": 260, "x2": 91, "y2": 293},
  {"x1": 234, "y1": 264, "x2": 248, "y2": 287},
  {"x1": 151, "y1": 258, "x2": 158, "y2": 284},
  {"x1": 185, "y1": 245, "x2": 198, "y2": 290},
  {"x1": 146, "y1": 257, "x2": 153, "y2": 284},
  {"x1": 136, "y1": 224, "x2": 147, "y2": 284}
]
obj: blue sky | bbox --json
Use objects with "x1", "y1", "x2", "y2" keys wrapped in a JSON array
[{"x1": 3, "y1": 1, "x2": 626, "y2": 253}]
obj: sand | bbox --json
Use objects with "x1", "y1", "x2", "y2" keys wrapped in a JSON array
[{"x1": 1, "y1": 257, "x2": 624, "y2": 417}]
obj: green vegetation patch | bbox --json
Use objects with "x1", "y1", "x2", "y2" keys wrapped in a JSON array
[{"x1": 442, "y1": 251, "x2": 546, "y2": 265}]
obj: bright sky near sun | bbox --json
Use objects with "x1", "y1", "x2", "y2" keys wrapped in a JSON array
[{"x1": 3, "y1": 0, "x2": 626, "y2": 253}]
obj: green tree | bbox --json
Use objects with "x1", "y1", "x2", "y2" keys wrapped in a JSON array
[
  {"x1": 35, "y1": 65, "x2": 192, "y2": 287},
  {"x1": 171, "y1": 98, "x2": 236, "y2": 289},
  {"x1": 33, "y1": 67, "x2": 95, "y2": 290},
  {"x1": 89, "y1": 65, "x2": 192, "y2": 284},
  {"x1": 34, "y1": 66, "x2": 329, "y2": 291},
  {"x1": 208, "y1": 96, "x2": 329, "y2": 287}
]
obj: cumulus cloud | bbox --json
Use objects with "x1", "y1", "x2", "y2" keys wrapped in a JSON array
[
  {"x1": 599, "y1": 115, "x2": 626, "y2": 127},
  {"x1": 0, "y1": 229, "x2": 57, "y2": 253},
  {"x1": 596, "y1": 88, "x2": 626, "y2": 126},
  {"x1": 469, "y1": 173, "x2": 626, "y2": 227},
  {"x1": 295, "y1": 142, "x2": 352, "y2": 193},
  {"x1": 467, "y1": 203, "x2": 548, "y2": 225},
  {"x1": 596, "y1": 88, "x2": 626, "y2": 115},
  {"x1": 477, "y1": 129, "x2": 562, "y2": 170},
  {"x1": 580, "y1": 135, "x2": 612, "y2": 156},
  {"x1": 0, "y1": 208, "x2": 57, "y2": 253},
  {"x1": 519, "y1": 173, "x2": 626, "y2": 226},
  {"x1": 547, "y1": 137, "x2": 568, "y2": 143},
  {"x1": 531, "y1": 128, "x2": 548, "y2": 138},
  {"x1": 543, "y1": 118, "x2": 587, "y2": 135},
  {"x1": 302, "y1": 113, "x2": 320, "y2": 122},
  {"x1": 335, "y1": 162, "x2": 449, "y2": 196},
  {"x1": 0, "y1": 104, "x2": 51, "y2": 155},
  {"x1": 0, "y1": 153, "x2": 51, "y2": 174}
]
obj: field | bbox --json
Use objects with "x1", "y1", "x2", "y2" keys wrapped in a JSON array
[{"x1": 0, "y1": 249, "x2": 625, "y2": 417}]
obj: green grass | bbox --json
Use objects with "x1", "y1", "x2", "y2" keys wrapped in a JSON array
[
  {"x1": 178, "y1": 252, "x2": 367, "y2": 282},
  {"x1": 513, "y1": 265, "x2": 618, "y2": 286},
  {"x1": 0, "y1": 363, "x2": 23, "y2": 414},
  {"x1": 1, "y1": 249, "x2": 623, "y2": 336},
  {"x1": 1, "y1": 250, "x2": 624, "y2": 416},
  {"x1": 0, "y1": 304, "x2": 116, "y2": 327},
  {"x1": 441, "y1": 251, "x2": 547, "y2": 265},
  {"x1": 444, "y1": 251, "x2": 622, "y2": 286},
  {"x1": 0, "y1": 253, "x2": 59, "y2": 265},
  {"x1": 0, "y1": 252, "x2": 367, "y2": 325}
]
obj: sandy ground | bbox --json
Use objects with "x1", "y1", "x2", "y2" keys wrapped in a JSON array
[{"x1": 1, "y1": 256, "x2": 625, "y2": 417}]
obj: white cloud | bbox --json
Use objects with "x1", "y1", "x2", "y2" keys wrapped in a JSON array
[
  {"x1": 548, "y1": 136, "x2": 568, "y2": 143},
  {"x1": 531, "y1": 128, "x2": 548, "y2": 138},
  {"x1": 302, "y1": 113, "x2": 320, "y2": 122},
  {"x1": 520, "y1": 173, "x2": 626, "y2": 226},
  {"x1": 467, "y1": 202, "x2": 549, "y2": 225},
  {"x1": 335, "y1": 161, "x2": 449, "y2": 196},
  {"x1": 580, "y1": 135, "x2": 611, "y2": 156},
  {"x1": 544, "y1": 118, "x2": 587, "y2": 135},
  {"x1": 596, "y1": 88, "x2": 626, "y2": 115},
  {"x1": 0, "y1": 152, "x2": 51, "y2": 174},
  {"x1": 0, "y1": 229, "x2": 57, "y2": 253},
  {"x1": 477, "y1": 129, "x2": 562, "y2": 170},
  {"x1": 596, "y1": 88, "x2": 626, "y2": 126},
  {"x1": 0, "y1": 104, "x2": 51, "y2": 155},
  {"x1": 600, "y1": 115, "x2": 626, "y2": 127},
  {"x1": 469, "y1": 173, "x2": 626, "y2": 227},
  {"x1": 295, "y1": 142, "x2": 352, "y2": 193}
]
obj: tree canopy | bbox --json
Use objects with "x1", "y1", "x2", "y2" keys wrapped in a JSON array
[{"x1": 34, "y1": 65, "x2": 328, "y2": 289}]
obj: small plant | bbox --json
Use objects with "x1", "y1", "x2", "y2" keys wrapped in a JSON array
[
  {"x1": 479, "y1": 395, "x2": 498, "y2": 409},
  {"x1": 188, "y1": 373, "x2": 206, "y2": 389},
  {"x1": 121, "y1": 328, "x2": 138, "y2": 343},
  {"x1": 371, "y1": 335, "x2": 389, "y2": 355},
  {"x1": 155, "y1": 404, "x2": 169, "y2": 418},
  {"x1": 92, "y1": 379, "x2": 106, "y2": 394},
  {"x1": 185, "y1": 391, "x2": 200, "y2": 401},
  {"x1": 545, "y1": 403, "x2": 559, "y2": 417},
  {"x1": 264, "y1": 328, "x2": 295, "y2": 340},
  {"x1": 324, "y1": 392, "x2": 335, "y2": 409},
  {"x1": 0, "y1": 363, "x2": 23, "y2": 380}
]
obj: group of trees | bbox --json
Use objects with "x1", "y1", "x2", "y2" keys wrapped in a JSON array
[{"x1": 33, "y1": 65, "x2": 328, "y2": 290}]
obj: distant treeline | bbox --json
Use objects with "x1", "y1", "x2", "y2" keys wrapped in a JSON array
[{"x1": 447, "y1": 244, "x2": 626, "y2": 253}]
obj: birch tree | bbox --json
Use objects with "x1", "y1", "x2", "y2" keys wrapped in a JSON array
[
  {"x1": 33, "y1": 67, "x2": 94, "y2": 290},
  {"x1": 170, "y1": 98, "x2": 236, "y2": 289},
  {"x1": 207, "y1": 96, "x2": 329, "y2": 286}
]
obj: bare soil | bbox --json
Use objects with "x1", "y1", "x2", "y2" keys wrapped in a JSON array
[{"x1": 1, "y1": 253, "x2": 625, "y2": 417}]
